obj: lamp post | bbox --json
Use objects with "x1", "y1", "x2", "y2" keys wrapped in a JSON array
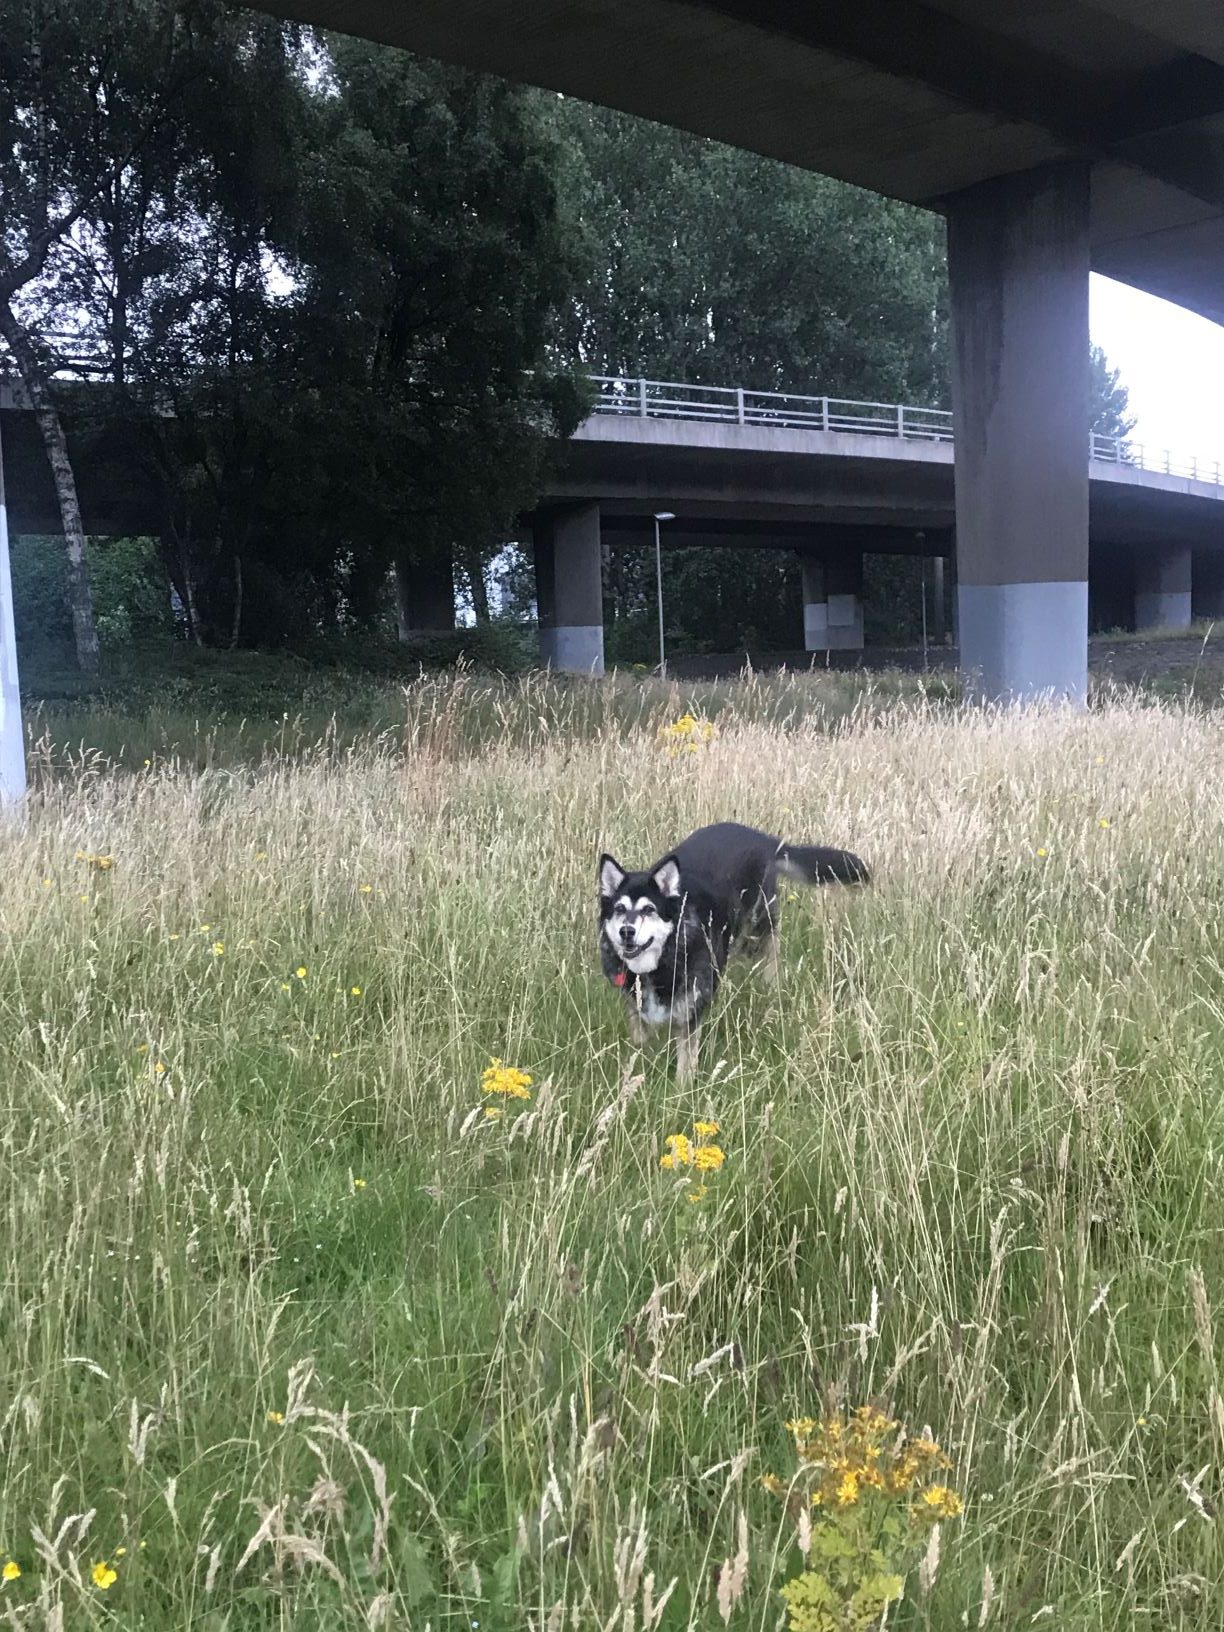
[{"x1": 653, "y1": 511, "x2": 675, "y2": 679}]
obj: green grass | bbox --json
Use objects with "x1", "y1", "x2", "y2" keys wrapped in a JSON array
[{"x1": 2, "y1": 676, "x2": 1224, "y2": 1627}]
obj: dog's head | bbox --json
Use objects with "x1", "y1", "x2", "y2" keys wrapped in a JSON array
[{"x1": 598, "y1": 852, "x2": 682, "y2": 974}]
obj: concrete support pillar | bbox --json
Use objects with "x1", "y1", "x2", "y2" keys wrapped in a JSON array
[
  {"x1": 947, "y1": 162, "x2": 1091, "y2": 702},
  {"x1": 1135, "y1": 545, "x2": 1192, "y2": 630},
  {"x1": 534, "y1": 502, "x2": 604, "y2": 675},
  {"x1": 394, "y1": 547, "x2": 454, "y2": 637},
  {"x1": 800, "y1": 551, "x2": 864, "y2": 651},
  {"x1": 1193, "y1": 551, "x2": 1224, "y2": 621},
  {"x1": 0, "y1": 412, "x2": 25, "y2": 808}
]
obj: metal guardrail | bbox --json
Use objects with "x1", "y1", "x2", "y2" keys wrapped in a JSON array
[{"x1": 591, "y1": 374, "x2": 1224, "y2": 486}]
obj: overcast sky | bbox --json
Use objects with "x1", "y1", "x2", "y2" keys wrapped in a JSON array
[{"x1": 1091, "y1": 273, "x2": 1224, "y2": 464}]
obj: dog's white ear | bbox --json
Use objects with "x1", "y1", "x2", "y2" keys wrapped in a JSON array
[
  {"x1": 599, "y1": 854, "x2": 626, "y2": 899},
  {"x1": 651, "y1": 856, "x2": 682, "y2": 898}
]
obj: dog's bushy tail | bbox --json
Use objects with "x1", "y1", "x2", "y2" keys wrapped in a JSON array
[{"x1": 778, "y1": 843, "x2": 870, "y2": 887}]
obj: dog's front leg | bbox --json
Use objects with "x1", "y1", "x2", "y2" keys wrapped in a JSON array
[
  {"x1": 675, "y1": 1023, "x2": 700, "y2": 1082},
  {"x1": 627, "y1": 1006, "x2": 650, "y2": 1047}
]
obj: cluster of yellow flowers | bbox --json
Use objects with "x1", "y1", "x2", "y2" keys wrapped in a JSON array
[
  {"x1": 657, "y1": 712, "x2": 717, "y2": 757},
  {"x1": 660, "y1": 1120, "x2": 725, "y2": 1200},
  {"x1": 763, "y1": 1406, "x2": 962, "y2": 1520},
  {"x1": 481, "y1": 1057, "x2": 533, "y2": 1101},
  {"x1": 74, "y1": 849, "x2": 114, "y2": 872},
  {"x1": 767, "y1": 1408, "x2": 963, "y2": 1632}
]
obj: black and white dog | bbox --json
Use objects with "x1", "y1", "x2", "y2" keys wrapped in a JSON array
[{"x1": 598, "y1": 821, "x2": 868, "y2": 1079}]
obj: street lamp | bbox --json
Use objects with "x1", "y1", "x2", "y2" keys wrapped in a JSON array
[{"x1": 653, "y1": 511, "x2": 675, "y2": 679}]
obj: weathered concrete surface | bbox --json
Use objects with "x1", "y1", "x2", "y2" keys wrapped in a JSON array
[
  {"x1": 1135, "y1": 543, "x2": 1193, "y2": 630},
  {"x1": 534, "y1": 502, "x2": 604, "y2": 675},
  {"x1": 800, "y1": 550, "x2": 864, "y2": 651},
  {"x1": 947, "y1": 162, "x2": 1091, "y2": 702}
]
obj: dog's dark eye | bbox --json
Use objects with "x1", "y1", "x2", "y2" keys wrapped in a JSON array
[{"x1": 640, "y1": 904, "x2": 656, "y2": 917}]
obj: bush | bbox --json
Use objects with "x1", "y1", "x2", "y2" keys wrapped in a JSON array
[{"x1": 11, "y1": 534, "x2": 171, "y2": 658}]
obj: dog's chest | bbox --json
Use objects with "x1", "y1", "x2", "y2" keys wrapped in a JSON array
[{"x1": 629, "y1": 976, "x2": 693, "y2": 1027}]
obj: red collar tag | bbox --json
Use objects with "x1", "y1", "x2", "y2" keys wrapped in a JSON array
[{"x1": 612, "y1": 970, "x2": 627, "y2": 987}]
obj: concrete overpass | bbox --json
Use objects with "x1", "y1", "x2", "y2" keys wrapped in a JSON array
[
  {"x1": 254, "y1": 0, "x2": 1224, "y2": 701},
  {"x1": 522, "y1": 376, "x2": 1224, "y2": 668},
  {"x1": 6, "y1": 371, "x2": 1224, "y2": 667}
]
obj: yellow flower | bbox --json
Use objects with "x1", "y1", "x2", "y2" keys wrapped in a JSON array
[
  {"x1": 350, "y1": 986, "x2": 362, "y2": 997},
  {"x1": 691, "y1": 1143, "x2": 725, "y2": 1172},
  {"x1": 481, "y1": 1057, "x2": 533, "y2": 1100},
  {"x1": 153, "y1": 1061, "x2": 167, "y2": 1077},
  {"x1": 834, "y1": 1469, "x2": 860, "y2": 1506},
  {"x1": 917, "y1": 1484, "x2": 963, "y2": 1520},
  {"x1": 1036, "y1": 847, "x2": 1048, "y2": 858},
  {"x1": 41, "y1": 877, "x2": 51, "y2": 889},
  {"x1": 266, "y1": 1410, "x2": 285, "y2": 1425},
  {"x1": 295, "y1": 967, "x2": 307, "y2": 980},
  {"x1": 657, "y1": 712, "x2": 716, "y2": 755},
  {"x1": 686, "y1": 1184, "x2": 708, "y2": 1203},
  {"x1": 136, "y1": 1043, "x2": 149, "y2": 1054},
  {"x1": 255, "y1": 851, "x2": 267, "y2": 861},
  {"x1": 75, "y1": 850, "x2": 114, "y2": 872},
  {"x1": 200, "y1": 924, "x2": 210, "y2": 933},
  {"x1": 693, "y1": 1119, "x2": 720, "y2": 1138},
  {"x1": 91, "y1": 1561, "x2": 118, "y2": 1590},
  {"x1": 352, "y1": 1177, "x2": 367, "y2": 1190},
  {"x1": 2, "y1": 1561, "x2": 19, "y2": 1581},
  {"x1": 358, "y1": 883, "x2": 373, "y2": 894},
  {"x1": 280, "y1": 982, "x2": 291, "y2": 991},
  {"x1": 484, "y1": 1106, "x2": 503, "y2": 1121},
  {"x1": 659, "y1": 1132, "x2": 692, "y2": 1169},
  {"x1": 1099, "y1": 817, "x2": 1111, "y2": 829},
  {"x1": 212, "y1": 941, "x2": 225, "y2": 957}
]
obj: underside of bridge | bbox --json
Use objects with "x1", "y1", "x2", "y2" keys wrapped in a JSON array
[{"x1": 256, "y1": 0, "x2": 1224, "y2": 699}]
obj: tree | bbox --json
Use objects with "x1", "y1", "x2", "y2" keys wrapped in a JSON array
[
  {"x1": 552, "y1": 101, "x2": 948, "y2": 403},
  {"x1": 11, "y1": 21, "x2": 585, "y2": 652},
  {"x1": 1090, "y1": 342, "x2": 1135, "y2": 442},
  {"x1": 290, "y1": 40, "x2": 586, "y2": 636}
]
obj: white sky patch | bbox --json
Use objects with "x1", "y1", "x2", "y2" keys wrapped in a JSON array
[{"x1": 1090, "y1": 273, "x2": 1224, "y2": 466}]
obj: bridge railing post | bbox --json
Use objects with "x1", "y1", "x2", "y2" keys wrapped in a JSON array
[
  {"x1": 736, "y1": 387, "x2": 745, "y2": 425},
  {"x1": 897, "y1": 403, "x2": 905, "y2": 438},
  {"x1": 638, "y1": 378, "x2": 648, "y2": 418},
  {"x1": 821, "y1": 397, "x2": 829, "y2": 433}
]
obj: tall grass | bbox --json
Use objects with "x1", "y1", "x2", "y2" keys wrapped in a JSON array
[{"x1": 1, "y1": 678, "x2": 1223, "y2": 1628}]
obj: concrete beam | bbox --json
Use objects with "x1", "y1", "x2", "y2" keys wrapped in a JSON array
[
  {"x1": 948, "y1": 161, "x2": 1091, "y2": 702},
  {"x1": 1134, "y1": 543, "x2": 1192, "y2": 629},
  {"x1": 535, "y1": 503, "x2": 604, "y2": 675}
]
